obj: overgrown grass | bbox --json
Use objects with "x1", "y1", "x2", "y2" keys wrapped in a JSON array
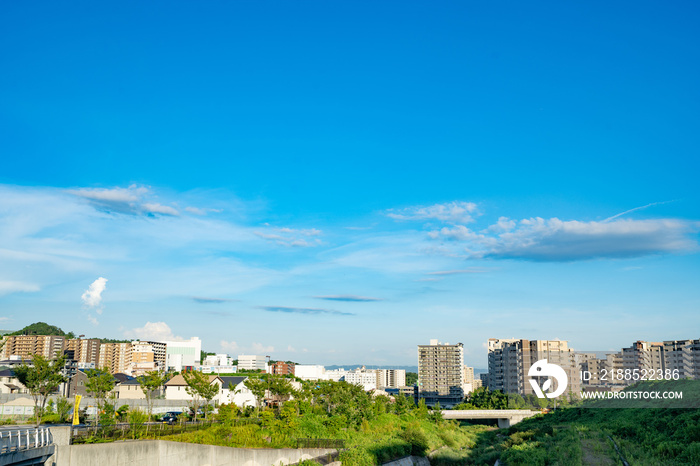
[
  {"x1": 464, "y1": 407, "x2": 700, "y2": 465},
  {"x1": 162, "y1": 411, "x2": 491, "y2": 465}
]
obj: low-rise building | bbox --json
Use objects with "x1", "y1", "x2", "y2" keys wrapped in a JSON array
[
  {"x1": 164, "y1": 374, "x2": 223, "y2": 401},
  {"x1": 268, "y1": 361, "x2": 295, "y2": 376},
  {"x1": 295, "y1": 365, "x2": 327, "y2": 381},
  {"x1": 238, "y1": 354, "x2": 267, "y2": 371}
]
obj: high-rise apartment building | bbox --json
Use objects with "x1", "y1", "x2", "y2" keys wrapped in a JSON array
[
  {"x1": 65, "y1": 338, "x2": 101, "y2": 366},
  {"x1": 98, "y1": 343, "x2": 132, "y2": 374},
  {"x1": 418, "y1": 339, "x2": 464, "y2": 407},
  {"x1": 485, "y1": 338, "x2": 519, "y2": 392},
  {"x1": 663, "y1": 339, "x2": 700, "y2": 379},
  {"x1": 487, "y1": 338, "x2": 580, "y2": 397}
]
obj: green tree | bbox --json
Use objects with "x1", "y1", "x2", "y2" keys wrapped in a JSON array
[
  {"x1": 14, "y1": 354, "x2": 67, "y2": 426},
  {"x1": 244, "y1": 377, "x2": 268, "y2": 415},
  {"x1": 393, "y1": 393, "x2": 414, "y2": 415},
  {"x1": 182, "y1": 370, "x2": 219, "y2": 420},
  {"x1": 55, "y1": 396, "x2": 72, "y2": 422},
  {"x1": 85, "y1": 368, "x2": 116, "y2": 424},
  {"x1": 468, "y1": 387, "x2": 508, "y2": 409},
  {"x1": 405, "y1": 372, "x2": 418, "y2": 386},
  {"x1": 267, "y1": 375, "x2": 294, "y2": 406},
  {"x1": 138, "y1": 370, "x2": 170, "y2": 420}
]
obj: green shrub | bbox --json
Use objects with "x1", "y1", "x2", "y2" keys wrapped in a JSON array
[
  {"x1": 41, "y1": 414, "x2": 62, "y2": 424},
  {"x1": 400, "y1": 426, "x2": 429, "y2": 456}
]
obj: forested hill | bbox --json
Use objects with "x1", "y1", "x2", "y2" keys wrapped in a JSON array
[{"x1": 8, "y1": 322, "x2": 70, "y2": 337}]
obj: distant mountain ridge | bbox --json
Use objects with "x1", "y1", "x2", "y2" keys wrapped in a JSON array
[
  {"x1": 325, "y1": 364, "x2": 418, "y2": 372},
  {"x1": 325, "y1": 365, "x2": 487, "y2": 374}
]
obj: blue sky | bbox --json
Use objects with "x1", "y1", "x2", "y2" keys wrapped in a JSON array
[{"x1": 1, "y1": 1, "x2": 699, "y2": 367}]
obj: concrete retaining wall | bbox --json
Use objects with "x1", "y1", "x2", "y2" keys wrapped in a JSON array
[
  {"x1": 381, "y1": 455, "x2": 430, "y2": 466},
  {"x1": 53, "y1": 440, "x2": 337, "y2": 466}
]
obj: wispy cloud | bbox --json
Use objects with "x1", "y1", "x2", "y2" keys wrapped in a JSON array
[
  {"x1": 142, "y1": 203, "x2": 179, "y2": 216},
  {"x1": 255, "y1": 226, "x2": 322, "y2": 247},
  {"x1": 191, "y1": 296, "x2": 234, "y2": 304},
  {"x1": 387, "y1": 201, "x2": 478, "y2": 224},
  {"x1": 68, "y1": 185, "x2": 187, "y2": 217},
  {"x1": 259, "y1": 306, "x2": 354, "y2": 316},
  {"x1": 313, "y1": 295, "x2": 382, "y2": 302},
  {"x1": 0, "y1": 280, "x2": 40, "y2": 296},
  {"x1": 426, "y1": 269, "x2": 490, "y2": 276}
]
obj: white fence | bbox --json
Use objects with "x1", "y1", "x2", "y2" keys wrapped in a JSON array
[{"x1": 0, "y1": 427, "x2": 53, "y2": 453}]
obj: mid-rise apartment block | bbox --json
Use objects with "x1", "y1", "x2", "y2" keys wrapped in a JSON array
[
  {"x1": 463, "y1": 366, "x2": 476, "y2": 394},
  {"x1": 1, "y1": 335, "x2": 67, "y2": 360},
  {"x1": 376, "y1": 369, "x2": 406, "y2": 389},
  {"x1": 130, "y1": 341, "x2": 157, "y2": 376},
  {"x1": 418, "y1": 339, "x2": 464, "y2": 407}
]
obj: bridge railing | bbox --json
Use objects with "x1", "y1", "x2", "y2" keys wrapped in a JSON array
[{"x1": 0, "y1": 427, "x2": 53, "y2": 454}]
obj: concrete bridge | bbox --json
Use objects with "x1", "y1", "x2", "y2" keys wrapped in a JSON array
[
  {"x1": 441, "y1": 409, "x2": 542, "y2": 428},
  {"x1": 0, "y1": 427, "x2": 54, "y2": 466}
]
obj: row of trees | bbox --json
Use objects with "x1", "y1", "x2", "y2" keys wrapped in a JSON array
[{"x1": 13, "y1": 354, "x2": 172, "y2": 426}]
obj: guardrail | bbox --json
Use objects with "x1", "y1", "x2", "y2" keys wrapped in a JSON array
[
  {"x1": 70, "y1": 420, "x2": 223, "y2": 444},
  {"x1": 0, "y1": 427, "x2": 53, "y2": 454}
]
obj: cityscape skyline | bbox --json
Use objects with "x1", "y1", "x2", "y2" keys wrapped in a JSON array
[{"x1": 1, "y1": 2, "x2": 699, "y2": 367}]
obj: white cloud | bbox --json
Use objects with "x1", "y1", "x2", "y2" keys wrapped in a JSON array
[
  {"x1": 251, "y1": 342, "x2": 274, "y2": 354},
  {"x1": 69, "y1": 185, "x2": 178, "y2": 216},
  {"x1": 124, "y1": 321, "x2": 183, "y2": 342},
  {"x1": 220, "y1": 340, "x2": 239, "y2": 352},
  {"x1": 68, "y1": 185, "x2": 149, "y2": 214},
  {"x1": 430, "y1": 217, "x2": 699, "y2": 261},
  {"x1": 87, "y1": 314, "x2": 99, "y2": 326},
  {"x1": 485, "y1": 217, "x2": 517, "y2": 233},
  {"x1": 81, "y1": 277, "x2": 108, "y2": 313},
  {"x1": 428, "y1": 225, "x2": 484, "y2": 241},
  {"x1": 69, "y1": 186, "x2": 146, "y2": 204},
  {"x1": 387, "y1": 201, "x2": 478, "y2": 224},
  {"x1": 142, "y1": 203, "x2": 179, "y2": 216},
  {"x1": 286, "y1": 345, "x2": 297, "y2": 352}
]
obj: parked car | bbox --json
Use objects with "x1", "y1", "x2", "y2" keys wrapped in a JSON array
[{"x1": 161, "y1": 412, "x2": 181, "y2": 424}]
